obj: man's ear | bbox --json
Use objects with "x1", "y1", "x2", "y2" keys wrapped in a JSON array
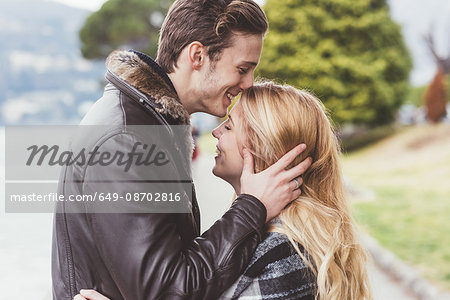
[{"x1": 187, "y1": 41, "x2": 205, "y2": 70}]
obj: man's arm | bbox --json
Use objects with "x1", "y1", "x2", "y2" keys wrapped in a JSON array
[{"x1": 86, "y1": 195, "x2": 265, "y2": 299}]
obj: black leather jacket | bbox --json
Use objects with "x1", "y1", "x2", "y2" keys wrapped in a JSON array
[{"x1": 51, "y1": 50, "x2": 267, "y2": 300}]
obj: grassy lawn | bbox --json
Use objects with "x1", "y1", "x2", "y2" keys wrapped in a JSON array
[{"x1": 342, "y1": 124, "x2": 450, "y2": 290}]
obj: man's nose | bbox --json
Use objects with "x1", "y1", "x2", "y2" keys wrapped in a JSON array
[{"x1": 240, "y1": 72, "x2": 254, "y2": 90}]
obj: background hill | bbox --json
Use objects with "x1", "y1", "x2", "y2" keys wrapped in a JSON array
[{"x1": 0, "y1": 0, "x2": 105, "y2": 124}]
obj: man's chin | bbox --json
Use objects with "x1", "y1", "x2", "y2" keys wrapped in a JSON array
[
  {"x1": 202, "y1": 106, "x2": 227, "y2": 118},
  {"x1": 217, "y1": 110, "x2": 228, "y2": 118},
  {"x1": 213, "y1": 106, "x2": 229, "y2": 118}
]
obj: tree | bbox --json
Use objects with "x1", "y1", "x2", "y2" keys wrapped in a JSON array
[
  {"x1": 424, "y1": 69, "x2": 447, "y2": 122},
  {"x1": 257, "y1": 0, "x2": 412, "y2": 126},
  {"x1": 423, "y1": 31, "x2": 449, "y2": 122},
  {"x1": 79, "y1": 0, "x2": 173, "y2": 60}
]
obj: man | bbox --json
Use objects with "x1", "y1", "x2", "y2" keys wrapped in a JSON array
[{"x1": 53, "y1": 0, "x2": 311, "y2": 299}]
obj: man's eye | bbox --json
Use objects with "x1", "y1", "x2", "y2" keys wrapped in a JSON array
[
  {"x1": 224, "y1": 125, "x2": 231, "y2": 130},
  {"x1": 239, "y1": 68, "x2": 249, "y2": 75}
]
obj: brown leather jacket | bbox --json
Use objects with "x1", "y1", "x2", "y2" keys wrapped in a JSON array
[{"x1": 51, "y1": 50, "x2": 267, "y2": 300}]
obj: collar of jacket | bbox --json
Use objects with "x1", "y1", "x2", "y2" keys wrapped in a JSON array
[{"x1": 105, "y1": 49, "x2": 190, "y2": 125}]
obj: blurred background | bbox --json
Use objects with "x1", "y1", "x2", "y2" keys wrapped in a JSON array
[{"x1": 0, "y1": 0, "x2": 449, "y2": 299}]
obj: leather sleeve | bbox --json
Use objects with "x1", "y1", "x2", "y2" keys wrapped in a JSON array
[{"x1": 82, "y1": 133, "x2": 267, "y2": 299}]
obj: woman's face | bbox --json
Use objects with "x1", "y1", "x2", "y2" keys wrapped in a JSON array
[{"x1": 211, "y1": 102, "x2": 246, "y2": 190}]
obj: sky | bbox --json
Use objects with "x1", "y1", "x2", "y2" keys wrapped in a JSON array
[
  {"x1": 49, "y1": 0, "x2": 450, "y2": 86},
  {"x1": 50, "y1": 0, "x2": 265, "y2": 11},
  {"x1": 50, "y1": 0, "x2": 107, "y2": 11}
]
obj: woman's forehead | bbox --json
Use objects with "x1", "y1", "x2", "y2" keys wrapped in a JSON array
[{"x1": 229, "y1": 100, "x2": 243, "y2": 118}]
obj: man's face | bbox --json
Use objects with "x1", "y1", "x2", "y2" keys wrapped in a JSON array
[{"x1": 195, "y1": 32, "x2": 263, "y2": 117}]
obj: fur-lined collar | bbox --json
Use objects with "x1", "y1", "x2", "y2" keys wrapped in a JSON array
[{"x1": 106, "y1": 50, "x2": 190, "y2": 125}]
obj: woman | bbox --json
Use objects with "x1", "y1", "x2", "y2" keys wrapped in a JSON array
[{"x1": 75, "y1": 82, "x2": 372, "y2": 300}]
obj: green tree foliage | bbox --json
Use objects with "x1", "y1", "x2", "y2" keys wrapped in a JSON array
[
  {"x1": 258, "y1": 0, "x2": 412, "y2": 125},
  {"x1": 79, "y1": 0, "x2": 173, "y2": 59}
]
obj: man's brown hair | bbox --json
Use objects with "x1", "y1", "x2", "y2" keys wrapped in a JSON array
[{"x1": 156, "y1": 0, "x2": 268, "y2": 73}]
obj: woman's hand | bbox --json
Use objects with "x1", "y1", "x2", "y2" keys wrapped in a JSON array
[{"x1": 74, "y1": 289, "x2": 110, "y2": 300}]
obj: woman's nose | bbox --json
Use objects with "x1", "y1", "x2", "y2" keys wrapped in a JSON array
[{"x1": 212, "y1": 126, "x2": 221, "y2": 139}]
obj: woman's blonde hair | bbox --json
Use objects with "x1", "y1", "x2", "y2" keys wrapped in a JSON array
[{"x1": 239, "y1": 81, "x2": 372, "y2": 300}]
